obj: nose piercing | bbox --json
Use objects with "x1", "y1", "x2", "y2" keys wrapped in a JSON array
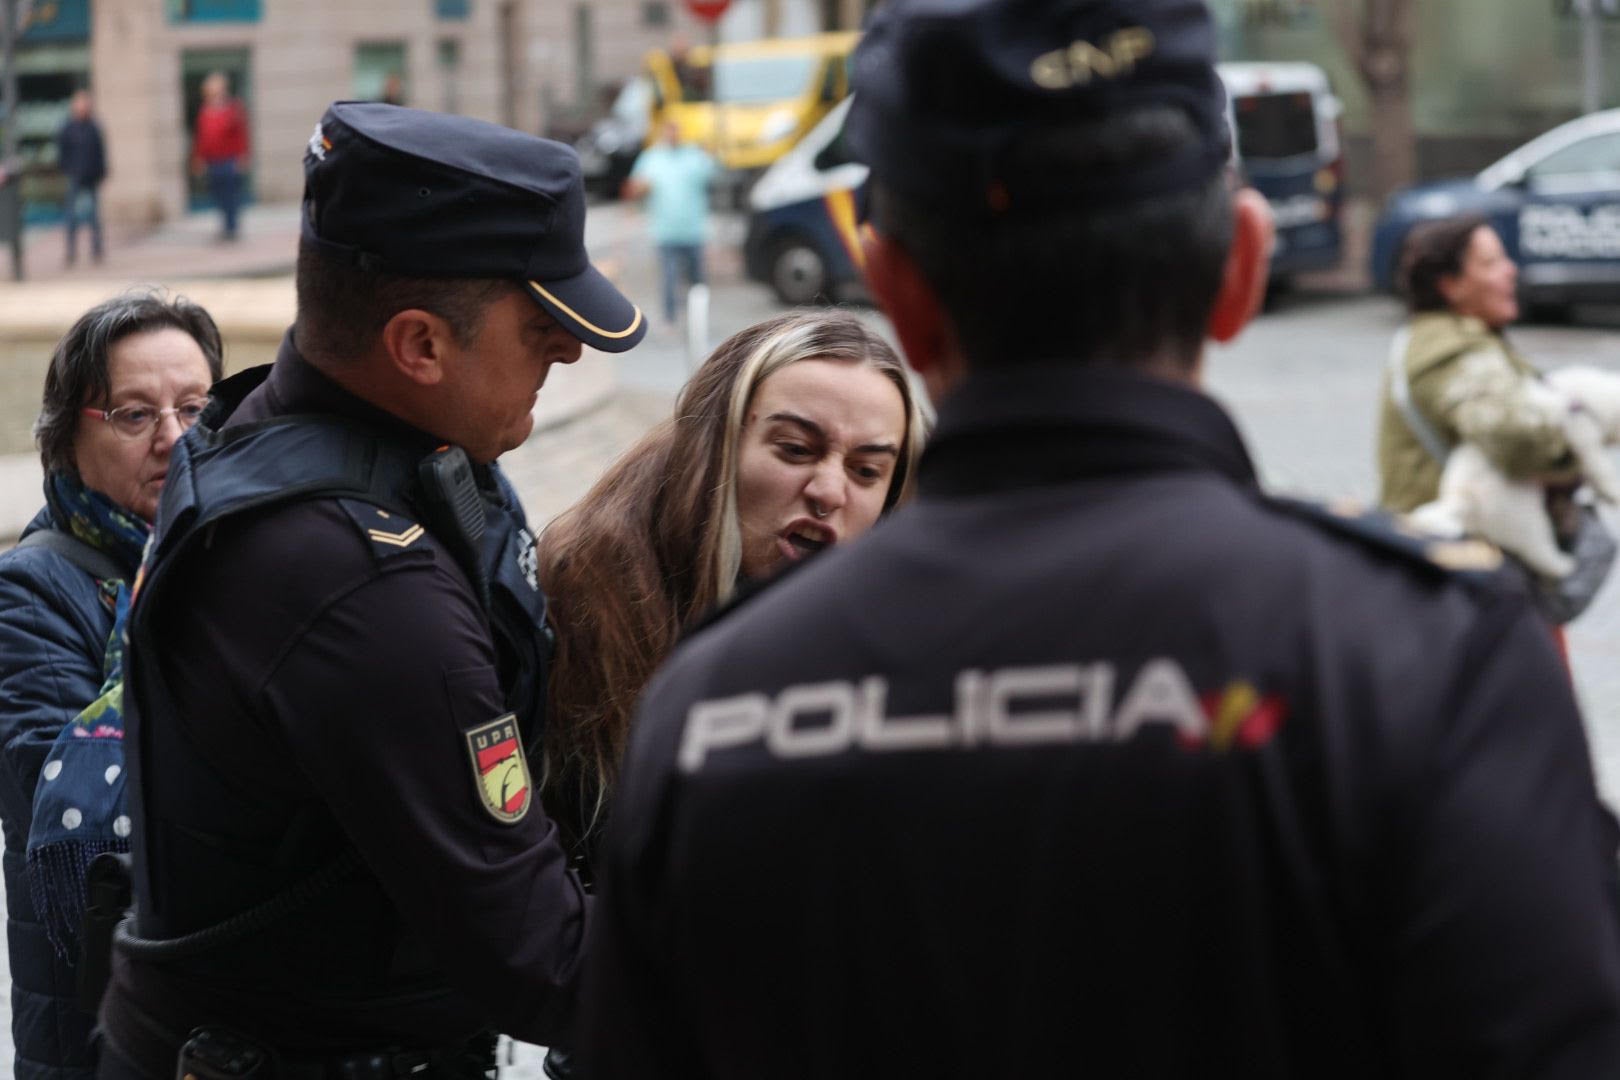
[{"x1": 810, "y1": 501, "x2": 829, "y2": 519}]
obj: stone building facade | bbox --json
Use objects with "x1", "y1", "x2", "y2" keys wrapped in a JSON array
[{"x1": 82, "y1": 0, "x2": 867, "y2": 228}]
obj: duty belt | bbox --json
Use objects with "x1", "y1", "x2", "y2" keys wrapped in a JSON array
[{"x1": 101, "y1": 991, "x2": 497, "y2": 1080}]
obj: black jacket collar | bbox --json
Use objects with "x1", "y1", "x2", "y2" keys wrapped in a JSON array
[
  {"x1": 217, "y1": 330, "x2": 442, "y2": 458},
  {"x1": 918, "y1": 364, "x2": 1257, "y2": 498}
]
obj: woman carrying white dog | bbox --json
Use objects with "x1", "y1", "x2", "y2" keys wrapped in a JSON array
[
  {"x1": 1377, "y1": 214, "x2": 1615, "y2": 626},
  {"x1": 1377, "y1": 214, "x2": 1574, "y2": 513}
]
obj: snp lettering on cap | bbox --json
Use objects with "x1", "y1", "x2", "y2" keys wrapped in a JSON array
[
  {"x1": 1029, "y1": 27, "x2": 1156, "y2": 90},
  {"x1": 678, "y1": 659, "x2": 1288, "y2": 772}
]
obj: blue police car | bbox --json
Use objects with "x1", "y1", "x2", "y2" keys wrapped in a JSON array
[{"x1": 1371, "y1": 108, "x2": 1620, "y2": 314}]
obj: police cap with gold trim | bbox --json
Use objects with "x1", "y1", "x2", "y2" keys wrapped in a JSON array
[
  {"x1": 302, "y1": 101, "x2": 646, "y2": 353},
  {"x1": 846, "y1": 0, "x2": 1230, "y2": 216}
]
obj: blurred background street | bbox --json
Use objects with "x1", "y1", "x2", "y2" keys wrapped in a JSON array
[{"x1": 1, "y1": 0, "x2": 1618, "y2": 1073}]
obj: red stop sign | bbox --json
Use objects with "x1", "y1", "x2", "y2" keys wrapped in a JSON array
[{"x1": 685, "y1": 0, "x2": 730, "y2": 22}]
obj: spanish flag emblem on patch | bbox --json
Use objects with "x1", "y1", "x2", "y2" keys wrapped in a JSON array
[{"x1": 465, "y1": 714, "x2": 530, "y2": 824}]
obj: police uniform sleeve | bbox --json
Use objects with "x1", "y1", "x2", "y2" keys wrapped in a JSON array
[
  {"x1": 1385, "y1": 596, "x2": 1620, "y2": 1074},
  {"x1": 258, "y1": 554, "x2": 589, "y2": 1046}
]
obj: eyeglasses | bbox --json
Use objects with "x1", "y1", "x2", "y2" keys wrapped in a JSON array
[{"x1": 81, "y1": 399, "x2": 209, "y2": 441}]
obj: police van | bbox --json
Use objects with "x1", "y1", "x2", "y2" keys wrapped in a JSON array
[
  {"x1": 744, "y1": 67, "x2": 1349, "y2": 307},
  {"x1": 1217, "y1": 61, "x2": 1347, "y2": 283},
  {"x1": 1371, "y1": 108, "x2": 1620, "y2": 317},
  {"x1": 742, "y1": 95, "x2": 868, "y2": 306}
]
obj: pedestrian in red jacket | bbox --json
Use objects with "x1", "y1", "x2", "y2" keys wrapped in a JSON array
[{"x1": 190, "y1": 72, "x2": 249, "y2": 241}]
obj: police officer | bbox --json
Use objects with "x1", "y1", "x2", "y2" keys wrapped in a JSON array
[
  {"x1": 580, "y1": 1, "x2": 1620, "y2": 1075},
  {"x1": 98, "y1": 103, "x2": 646, "y2": 1077}
]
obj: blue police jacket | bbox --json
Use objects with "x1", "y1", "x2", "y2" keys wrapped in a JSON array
[{"x1": 585, "y1": 363, "x2": 1620, "y2": 1079}]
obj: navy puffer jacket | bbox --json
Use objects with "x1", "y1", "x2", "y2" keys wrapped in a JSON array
[{"x1": 0, "y1": 503, "x2": 130, "y2": 1080}]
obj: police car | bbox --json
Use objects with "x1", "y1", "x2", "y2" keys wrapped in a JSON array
[{"x1": 1370, "y1": 108, "x2": 1620, "y2": 314}]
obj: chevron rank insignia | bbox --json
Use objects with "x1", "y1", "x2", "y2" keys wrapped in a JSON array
[
  {"x1": 466, "y1": 714, "x2": 531, "y2": 823},
  {"x1": 338, "y1": 499, "x2": 426, "y2": 555}
]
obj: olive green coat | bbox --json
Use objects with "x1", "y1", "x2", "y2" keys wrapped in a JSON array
[{"x1": 1376, "y1": 312, "x2": 1572, "y2": 513}]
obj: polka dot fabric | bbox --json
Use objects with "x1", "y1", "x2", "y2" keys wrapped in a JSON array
[{"x1": 26, "y1": 585, "x2": 133, "y2": 960}]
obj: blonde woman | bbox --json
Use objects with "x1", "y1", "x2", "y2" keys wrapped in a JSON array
[{"x1": 537, "y1": 309, "x2": 927, "y2": 866}]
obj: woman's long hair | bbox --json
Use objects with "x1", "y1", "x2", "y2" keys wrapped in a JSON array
[{"x1": 537, "y1": 309, "x2": 926, "y2": 844}]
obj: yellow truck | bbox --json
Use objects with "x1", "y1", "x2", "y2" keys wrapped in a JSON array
[{"x1": 642, "y1": 32, "x2": 858, "y2": 201}]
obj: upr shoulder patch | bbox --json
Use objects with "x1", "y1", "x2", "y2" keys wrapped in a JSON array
[
  {"x1": 465, "y1": 714, "x2": 531, "y2": 824},
  {"x1": 337, "y1": 498, "x2": 429, "y2": 558},
  {"x1": 1267, "y1": 493, "x2": 1512, "y2": 586}
]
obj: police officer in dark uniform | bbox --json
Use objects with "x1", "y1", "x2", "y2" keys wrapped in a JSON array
[
  {"x1": 97, "y1": 103, "x2": 646, "y2": 1078},
  {"x1": 580, "y1": 2, "x2": 1620, "y2": 1075}
]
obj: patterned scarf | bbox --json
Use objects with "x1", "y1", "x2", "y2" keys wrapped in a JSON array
[
  {"x1": 47, "y1": 470, "x2": 150, "y2": 571},
  {"x1": 27, "y1": 472, "x2": 148, "y2": 959}
]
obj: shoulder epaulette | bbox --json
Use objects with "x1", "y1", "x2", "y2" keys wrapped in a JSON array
[
  {"x1": 1266, "y1": 494, "x2": 1516, "y2": 589},
  {"x1": 337, "y1": 498, "x2": 431, "y2": 560}
]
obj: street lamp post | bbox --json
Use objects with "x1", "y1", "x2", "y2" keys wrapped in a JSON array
[
  {"x1": 1576, "y1": 0, "x2": 1606, "y2": 115},
  {"x1": 0, "y1": 0, "x2": 23, "y2": 280}
]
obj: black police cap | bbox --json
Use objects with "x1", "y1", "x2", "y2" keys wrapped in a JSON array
[
  {"x1": 302, "y1": 102, "x2": 646, "y2": 353},
  {"x1": 847, "y1": 0, "x2": 1230, "y2": 217}
]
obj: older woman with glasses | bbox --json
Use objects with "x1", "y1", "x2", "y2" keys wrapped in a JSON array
[{"x1": 0, "y1": 290, "x2": 221, "y2": 1080}]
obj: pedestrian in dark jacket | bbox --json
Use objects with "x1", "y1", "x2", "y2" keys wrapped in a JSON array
[
  {"x1": 0, "y1": 291, "x2": 222, "y2": 1080},
  {"x1": 56, "y1": 91, "x2": 107, "y2": 266}
]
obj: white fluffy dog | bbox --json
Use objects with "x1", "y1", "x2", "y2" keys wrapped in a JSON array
[{"x1": 1408, "y1": 366, "x2": 1620, "y2": 579}]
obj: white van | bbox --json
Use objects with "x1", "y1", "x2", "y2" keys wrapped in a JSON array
[{"x1": 1217, "y1": 61, "x2": 1346, "y2": 280}]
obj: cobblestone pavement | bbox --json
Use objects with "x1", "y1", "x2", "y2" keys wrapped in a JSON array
[{"x1": 503, "y1": 389, "x2": 676, "y2": 526}]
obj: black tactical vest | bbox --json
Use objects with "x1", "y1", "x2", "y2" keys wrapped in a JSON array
[{"x1": 119, "y1": 365, "x2": 552, "y2": 994}]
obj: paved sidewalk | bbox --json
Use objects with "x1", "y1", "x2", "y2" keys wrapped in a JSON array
[{"x1": 14, "y1": 203, "x2": 303, "y2": 286}]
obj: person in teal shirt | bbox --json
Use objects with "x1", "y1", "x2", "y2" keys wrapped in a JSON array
[{"x1": 625, "y1": 120, "x2": 718, "y2": 326}]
